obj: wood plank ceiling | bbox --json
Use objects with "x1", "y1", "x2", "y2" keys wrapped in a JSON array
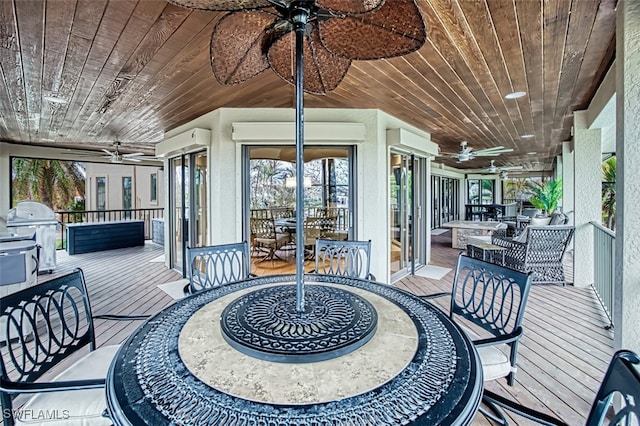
[{"x1": 0, "y1": 0, "x2": 616, "y2": 171}]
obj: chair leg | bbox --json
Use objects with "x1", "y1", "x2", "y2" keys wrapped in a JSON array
[
  {"x1": 256, "y1": 246, "x2": 283, "y2": 263},
  {"x1": 480, "y1": 397, "x2": 509, "y2": 426}
]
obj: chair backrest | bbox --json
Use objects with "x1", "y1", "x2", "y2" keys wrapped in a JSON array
[
  {"x1": 270, "y1": 207, "x2": 294, "y2": 219},
  {"x1": 303, "y1": 217, "x2": 326, "y2": 245},
  {"x1": 524, "y1": 225, "x2": 574, "y2": 263},
  {"x1": 586, "y1": 350, "x2": 640, "y2": 426},
  {"x1": 250, "y1": 217, "x2": 277, "y2": 240},
  {"x1": 314, "y1": 239, "x2": 372, "y2": 280},
  {"x1": 451, "y1": 255, "x2": 533, "y2": 382},
  {"x1": 250, "y1": 208, "x2": 272, "y2": 219},
  {"x1": 0, "y1": 269, "x2": 96, "y2": 409},
  {"x1": 187, "y1": 242, "x2": 252, "y2": 293}
]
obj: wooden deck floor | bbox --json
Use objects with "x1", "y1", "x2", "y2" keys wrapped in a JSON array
[{"x1": 41, "y1": 233, "x2": 612, "y2": 426}]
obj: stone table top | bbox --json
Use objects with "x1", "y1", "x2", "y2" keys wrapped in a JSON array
[
  {"x1": 106, "y1": 274, "x2": 483, "y2": 426},
  {"x1": 442, "y1": 220, "x2": 507, "y2": 230}
]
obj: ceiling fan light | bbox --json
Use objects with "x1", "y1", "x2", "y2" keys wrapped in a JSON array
[{"x1": 505, "y1": 91, "x2": 526, "y2": 99}]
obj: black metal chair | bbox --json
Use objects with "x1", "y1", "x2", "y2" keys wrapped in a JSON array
[
  {"x1": 422, "y1": 255, "x2": 533, "y2": 385},
  {"x1": 421, "y1": 255, "x2": 533, "y2": 423},
  {"x1": 186, "y1": 242, "x2": 255, "y2": 295},
  {"x1": 483, "y1": 349, "x2": 640, "y2": 426},
  {"x1": 0, "y1": 268, "x2": 147, "y2": 426},
  {"x1": 313, "y1": 239, "x2": 375, "y2": 280}
]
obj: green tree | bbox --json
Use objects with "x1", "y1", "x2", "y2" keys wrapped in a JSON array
[
  {"x1": 249, "y1": 160, "x2": 294, "y2": 208},
  {"x1": 12, "y1": 158, "x2": 85, "y2": 210},
  {"x1": 602, "y1": 156, "x2": 616, "y2": 230}
]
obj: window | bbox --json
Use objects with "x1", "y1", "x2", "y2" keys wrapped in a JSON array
[
  {"x1": 122, "y1": 177, "x2": 132, "y2": 209},
  {"x1": 466, "y1": 179, "x2": 495, "y2": 205},
  {"x1": 150, "y1": 173, "x2": 157, "y2": 203},
  {"x1": 96, "y1": 177, "x2": 106, "y2": 210}
]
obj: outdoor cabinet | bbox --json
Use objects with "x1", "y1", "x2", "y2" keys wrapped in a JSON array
[{"x1": 66, "y1": 221, "x2": 144, "y2": 255}]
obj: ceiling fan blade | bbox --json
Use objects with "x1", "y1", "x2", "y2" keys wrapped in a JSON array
[
  {"x1": 123, "y1": 152, "x2": 145, "y2": 158},
  {"x1": 101, "y1": 149, "x2": 113, "y2": 156},
  {"x1": 476, "y1": 145, "x2": 507, "y2": 152},
  {"x1": 475, "y1": 152, "x2": 502, "y2": 156},
  {"x1": 475, "y1": 146, "x2": 514, "y2": 154},
  {"x1": 125, "y1": 157, "x2": 142, "y2": 162}
]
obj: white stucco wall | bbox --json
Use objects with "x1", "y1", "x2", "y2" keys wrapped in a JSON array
[
  {"x1": 616, "y1": 0, "x2": 640, "y2": 354},
  {"x1": 85, "y1": 163, "x2": 163, "y2": 210},
  {"x1": 162, "y1": 107, "x2": 436, "y2": 283}
]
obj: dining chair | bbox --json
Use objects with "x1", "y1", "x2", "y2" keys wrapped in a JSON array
[
  {"x1": 421, "y1": 254, "x2": 533, "y2": 424},
  {"x1": 0, "y1": 268, "x2": 148, "y2": 426},
  {"x1": 313, "y1": 239, "x2": 375, "y2": 280},
  {"x1": 483, "y1": 349, "x2": 640, "y2": 426},
  {"x1": 249, "y1": 217, "x2": 290, "y2": 262},
  {"x1": 186, "y1": 241, "x2": 255, "y2": 295}
]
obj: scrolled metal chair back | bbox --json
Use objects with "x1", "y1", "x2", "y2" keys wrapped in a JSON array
[
  {"x1": 314, "y1": 239, "x2": 373, "y2": 280},
  {"x1": 187, "y1": 242, "x2": 252, "y2": 294},
  {"x1": 0, "y1": 269, "x2": 95, "y2": 386},
  {"x1": 451, "y1": 255, "x2": 532, "y2": 343},
  {"x1": 586, "y1": 350, "x2": 640, "y2": 426}
]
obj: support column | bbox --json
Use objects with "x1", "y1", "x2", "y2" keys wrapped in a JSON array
[
  {"x1": 561, "y1": 141, "x2": 574, "y2": 225},
  {"x1": 615, "y1": 0, "x2": 640, "y2": 353},
  {"x1": 572, "y1": 111, "x2": 601, "y2": 288}
]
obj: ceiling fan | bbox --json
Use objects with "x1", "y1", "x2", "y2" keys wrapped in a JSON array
[
  {"x1": 446, "y1": 141, "x2": 513, "y2": 162},
  {"x1": 101, "y1": 142, "x2": 144, "y2": 163},
  {"x1": 473, "y1": 160, "x2": 524, "y2": 174}
]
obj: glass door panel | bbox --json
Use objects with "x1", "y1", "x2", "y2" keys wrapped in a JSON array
[
  {"x1": 169, "y1": 150, "x2": 207, "y2": 275},
  {"x1": 192, "y1": 152, "x2": 208, "y2": 248},
  {"x1": 390, "y1": 151, "x2": 425, "y2": 281},
  {"x1": 170, "y1": 156, "x2": 189, "y2": 273}
]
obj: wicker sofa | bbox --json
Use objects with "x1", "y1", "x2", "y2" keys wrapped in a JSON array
[{"x1": 489, "y1": 225, "x2": 575, "y2": 285}]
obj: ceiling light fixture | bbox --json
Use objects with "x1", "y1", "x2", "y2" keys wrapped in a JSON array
[
  {"x1": 527, "y1": 151, "x2": 537, "y2": 155},
  {"x1": 520, "y1": 134, "x2": 534, "y2": 139},
  {"x1": 505, "y1": 91, "x2": 526, "y2": 99}
]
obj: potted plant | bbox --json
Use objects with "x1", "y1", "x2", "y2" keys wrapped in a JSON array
[{"x1": 527, "y1": 178, "x2": 563, "y2": 221}]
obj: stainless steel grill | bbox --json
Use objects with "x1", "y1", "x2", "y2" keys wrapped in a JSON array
[{"x1": 6, "y1": 201, "x2": 58, "y2": 272}]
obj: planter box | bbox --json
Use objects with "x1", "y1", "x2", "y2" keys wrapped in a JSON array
[{"x1": 66, "y1": 221, "x2": 144, "y2": 255}]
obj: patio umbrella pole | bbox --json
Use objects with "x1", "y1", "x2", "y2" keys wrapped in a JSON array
[{"x1": 294, "y1": 5, "x2": 308, "y2": 313}]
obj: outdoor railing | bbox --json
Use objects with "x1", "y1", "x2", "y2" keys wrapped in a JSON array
[
  {"x1": 591, "y1": 221, "x2": 615, "y2": 329},
  {"x1": 56, "y1": 208, "x2": 164, "y2": 249}
]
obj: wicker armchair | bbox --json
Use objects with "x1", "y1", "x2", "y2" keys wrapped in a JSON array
[{"x1": 490, "y1": 225, "x2": 574, "y2": 285}]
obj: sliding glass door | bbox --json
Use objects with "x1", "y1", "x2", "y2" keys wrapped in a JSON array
[
  {"x1": 431, "y1": 175, "x2": 460, "y2": 228},
  {"x1": 390, "y1": 151, "x2": 426, "y2": 281},
  {"x1": 243, "y1": 145, "x2": 355, "y2": 272},
  {"x1": 169, "y1": 150, "x2": 207, "y2": 275}
]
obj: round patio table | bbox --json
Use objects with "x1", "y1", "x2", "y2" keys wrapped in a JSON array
[{"x1": 106, "y1": 274, "x2": 483, "y2": 425}]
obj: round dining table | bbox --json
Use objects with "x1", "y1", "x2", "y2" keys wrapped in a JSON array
[{"x1": 106, "y1": 274, "x2": 483, "y2": 425}]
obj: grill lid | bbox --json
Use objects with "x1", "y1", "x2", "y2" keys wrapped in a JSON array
[{"x1": 7, "y1": 201, "x2": 57, "y2": 225}]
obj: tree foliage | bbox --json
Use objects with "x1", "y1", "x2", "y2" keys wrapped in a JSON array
[
  {"x1": 602, "y1": 156, "x2": 616, "y2": 230},
  {"x1": 12, "y1": 158, "x2": 85, "y2": 210}
]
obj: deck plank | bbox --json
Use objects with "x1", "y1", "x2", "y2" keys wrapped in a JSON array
[{"x1": 30, "y1": 234, "x2": 612, "y2": 425}]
